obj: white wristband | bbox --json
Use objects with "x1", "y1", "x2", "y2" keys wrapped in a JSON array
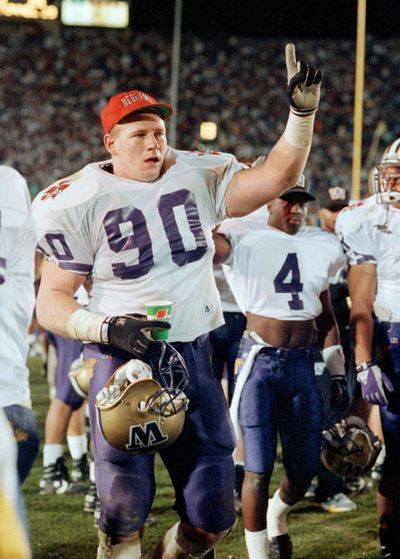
[
  {"x1": 66, "y1": 308, "x2": 108, "y2": 343},
  {"x1": 283, "y1": 111, "x2": 315, "y2": 149},
  {"x1": 322, "y1": 344, "x2": 346, "y2": 377}
]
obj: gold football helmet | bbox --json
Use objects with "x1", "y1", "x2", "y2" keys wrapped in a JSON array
[
  {"x1": 321, "y1": 416, "x2": 382, "y2": 477},
  {"x1": 68, "y1": 356, "x2": 96, "y2": 397},
  {"x1": 96, "y1": 344, "x2": 189, "y2": 454}
]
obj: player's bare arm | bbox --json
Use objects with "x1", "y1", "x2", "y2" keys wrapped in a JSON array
[
  {"x1": 347, "y1": 263, "x2": 377, "y2": 364},
  {"x1": 212, "y1": 228, "x2": 231, "y2": 264},
  {"x1": 36, "y1": 260, "x2": 86, "y2": 337},
  {"x1": 316, "y1": 288, "x2": 349, "y2": 411},
  {"x1": 225, "y1": 43, "x2": 322, "y2": 217},
  {"x1": 315, "y1": 288, "x2": 340, "y2": 349}
]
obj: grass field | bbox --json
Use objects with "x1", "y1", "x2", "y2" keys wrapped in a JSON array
[{"x1": 25, "y1": 355, "x2": 382, "y2": 559}]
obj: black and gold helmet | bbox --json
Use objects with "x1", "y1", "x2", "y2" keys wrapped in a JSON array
[
  {"x1": 96, "y1": 343, "x2": 189, "y2": 454},
  {"x1": 321, "y1": 416, "x2": 382, "y2": 477}
]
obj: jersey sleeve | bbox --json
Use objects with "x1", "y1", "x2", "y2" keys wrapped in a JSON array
[
  {"x1": 192, "y1": 151, "x2": 245, "y2": 221},
  {"x1": 335, "y1": 205, "x2": 377, "y2": 266},
  {"x1": 32, "y1": 177, "x2": 95, "y2": 276}
]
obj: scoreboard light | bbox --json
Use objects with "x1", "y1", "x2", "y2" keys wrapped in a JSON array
[
  {"x1": 61, "y1": 0, "x2": 129, "y2": 28},
  {"x1": 0, "y1": 0, "x2": 58, "y2": 20}
]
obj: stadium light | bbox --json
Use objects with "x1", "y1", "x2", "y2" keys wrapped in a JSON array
[
  {"x1": 0, "y1": 0, "x2": 58, "y2": 20},
  {"x1": 200, "y1": 121, "x2": 218, "y2": 142}
]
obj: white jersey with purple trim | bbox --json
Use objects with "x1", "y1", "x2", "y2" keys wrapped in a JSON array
[
  {"x1": 224, "y1": 225, "x2": 345, "y2": 320},
  {"x1": 216, "y1": 206, "x2": 269, "y2": 312},
  {"x1": 32, "y1": 147, "x2": 245, "y2": 342},
  {"x1": 0, "y1": 166, "x2": 37, "y2": 407},
  {"x1": 336, "y1": 194, "x2": 400, "y2": 321}
]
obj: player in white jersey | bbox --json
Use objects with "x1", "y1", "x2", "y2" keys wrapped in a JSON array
[
  {"x1": 336, "y1": 139, "x2": 400, "y2": 559},
  {"x1": 0, "y1": 165, "x2": 40, "y2": 540},
  {"x1": 32, "y1": 44, "x2": 323, "y2": 558},
  {"x1": 214, "y1": 177, "x2": 348, "y2": 559}
]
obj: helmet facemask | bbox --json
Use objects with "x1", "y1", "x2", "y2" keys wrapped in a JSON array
[
  {"x1": 147, "y1": 342, "x2": 189, "y2": 417},
  {"x1": 374, "y1": 139, "x2": 400, "y2": 204}
]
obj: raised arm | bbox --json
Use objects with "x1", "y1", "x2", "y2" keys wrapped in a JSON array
[{"x1": 225, "y1": 43, "x2": 322, "y2": 217}]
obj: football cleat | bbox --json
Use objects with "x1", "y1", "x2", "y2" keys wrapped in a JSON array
[
  {"x1": 318, "y1": 493, "x2": 357, "y2": 513},
  {"x1": 269, "y1": 534, "x2": 293, "y2": 559},
  {"x1": 93, "y1": 498, "x2": 101, "y2": 528},
  {"x1": 84, "y1": 482, "x2": 98, "y2": 513},
  {"x1": 71, "y1": 453, "x2": 90, "y2": 483},
  {"x1": 39, "y1": 456, "x2": 70, "y2": 495}
]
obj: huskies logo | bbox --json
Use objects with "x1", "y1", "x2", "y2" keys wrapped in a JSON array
[
  {"x1": 125, "y1": 421, "x2": 168, "y2": 451},
  {"x1": 41, "y1": 180, "x2": 71, "y2": 201}
]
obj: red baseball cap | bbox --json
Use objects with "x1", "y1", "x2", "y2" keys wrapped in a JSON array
[{"x1": 101, "y1": 90, "x2": 174, "y2": 134}]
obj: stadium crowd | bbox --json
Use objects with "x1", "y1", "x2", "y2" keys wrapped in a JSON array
[
  {"x1": 0, "y1": 22, "x2": 399, "y2": 196},
  {"x1": 2, "y1": 20, "x2": 400, "y2": 559}
]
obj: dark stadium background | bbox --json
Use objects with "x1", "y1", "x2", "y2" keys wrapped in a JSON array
[{"x1": 134, "y1": 0, "x2": 400, "y2": 38}]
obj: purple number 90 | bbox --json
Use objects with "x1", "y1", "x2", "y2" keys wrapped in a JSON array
[
  {"x1": 104, "y1": 189, "x2": 207, "y2": 278},
  {"x1": 44, "y1": 189, "x2": 208, "y2": 280}
]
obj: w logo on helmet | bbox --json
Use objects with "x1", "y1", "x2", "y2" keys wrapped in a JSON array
[{"x1": 125, "y1": 421, "x2": 168, "y2": 451}]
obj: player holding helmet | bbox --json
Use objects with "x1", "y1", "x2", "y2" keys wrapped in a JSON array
[
  {"x1": 336, "y1": 139, "x2": 400, "y2": 559},
  {"x1": 214, "y1": 176, "x2": 348, "y2": 559},
  {"x1": 33, "y1": 44, "x2": 322, "y2": 558}
]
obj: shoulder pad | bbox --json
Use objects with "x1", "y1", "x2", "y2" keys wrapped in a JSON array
[{"x1": 33, "y1": 170, "x2": 99, "y2": 212}]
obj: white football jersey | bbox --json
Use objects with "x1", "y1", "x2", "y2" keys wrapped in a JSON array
[
  {"x1": 32, "y1": 148, "x2": 245, "y2": 342},
  {"x1": 224, "y1": 225, "x2": 345, "y2": 320},
  {"x1": 0, "y1": 166, "x2": 37, "y2": 407},
  {"x1": 215, "y1": 206, "x2": 269, "y2": 312},
  {"x1": 336, "y1": 194, "x2": 400, "y2": 320}
]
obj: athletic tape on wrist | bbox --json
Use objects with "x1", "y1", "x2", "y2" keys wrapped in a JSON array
[
  {"x1": 283, "y1": 111, "x2": 315, "y2": 148},
  {"x1": 322, "y1": 344, "x2": 346, "y2": 377},
  {"x1": 66, "y1": 308, "x2": 108, "y2": 343}
]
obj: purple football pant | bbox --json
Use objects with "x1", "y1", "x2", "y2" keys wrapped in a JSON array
[
  {"x1": 237, "y1": 338, "x2": 323, "y2": 486},
  {"x1": 375, "y1": 321, "x2": 400, "y2": 465},
  {"x1": 49, "y1": 333, "x2": 84, "y2": 410},
  {"x1": 84, "y1": 337, "x2": 236, "y2": 536}
]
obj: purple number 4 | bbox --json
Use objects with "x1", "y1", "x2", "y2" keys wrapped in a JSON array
[{"x1": 273, "y1": 253, "x2": 304, "y2": 310}]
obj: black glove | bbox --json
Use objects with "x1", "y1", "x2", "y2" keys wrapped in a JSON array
[
  {"x1": 285, "y1": 43, "x2": 322, "y2": 116},
  {"x1": 330, "y1": 375, "x2": 349, "y2": 412},
  {"x1": 104, "y1": 314, "x2": 170, "y2": 358}
]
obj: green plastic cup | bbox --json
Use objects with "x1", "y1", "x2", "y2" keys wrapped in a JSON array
[{"x1": 145, "y1": 300, "x2": 173, "y2": 341}]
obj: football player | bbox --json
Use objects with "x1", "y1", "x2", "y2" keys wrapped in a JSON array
[
  {"x1": 216, "y1": 176, "x2": 348, "y2": 559},
  {"x1": 214, "y1": 177, "x2": 348, "y2": 559},
  {"x1": 306, "y1": 186, "x2": 359, "y2": 511},
  {"x1": 32, "y1": 44, "x2": 322, "y2": 558},
  {"x1": 336, "y1": 139, "x2": 400, "y2": 559},
  {"x1": 0, "y1": 165, "x2": 40, "y2": 541}
]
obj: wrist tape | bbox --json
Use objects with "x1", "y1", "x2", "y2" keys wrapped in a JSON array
[
  {"x1": 66, "y1": 308, "x2": 108, "y2": 343},
  {"x1": 284, "y1": 111, "x2": 315, "y2": 148},
  {"x1": 322, "y1": 344, "x2": 345, "y2": 377}
]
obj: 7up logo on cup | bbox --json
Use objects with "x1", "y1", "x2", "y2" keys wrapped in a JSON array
[{"x1": 144, "y1": 300, "x2": 173, "y2": 341}]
